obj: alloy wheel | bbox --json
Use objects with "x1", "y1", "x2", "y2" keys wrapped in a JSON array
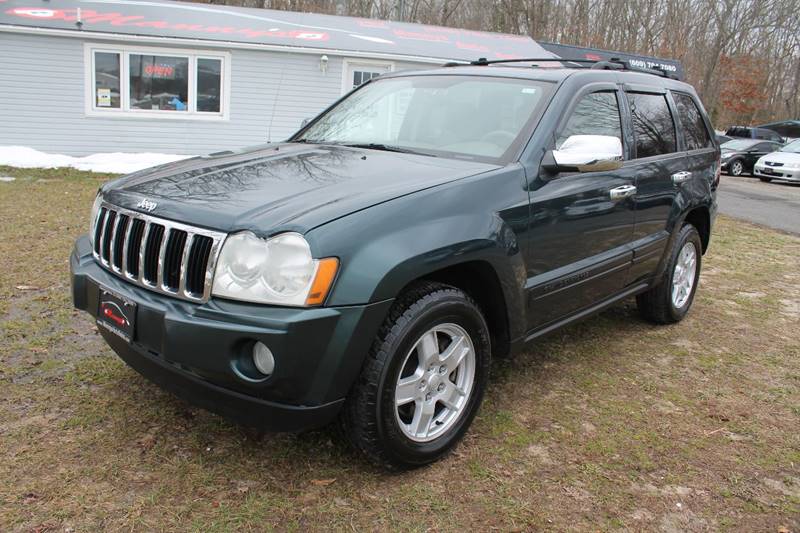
[
  {"x1": 671, "y1": 242, "x2": 698, "y2": 309},
  {"x1": 394, "y1": 323, "x2": 476, "y2": 442}
]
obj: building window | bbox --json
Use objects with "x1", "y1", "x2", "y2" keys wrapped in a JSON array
[
  {"x1": 94, "y1": 52, "x2": 121, "y2": 109},
  {"x1": 197, "y1": 58, "x2": 222, "y2": 113},
  {"x1": 88, "y1": 46, "x2": 228, "y2": 119}
]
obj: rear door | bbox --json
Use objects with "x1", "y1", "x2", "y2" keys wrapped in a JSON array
[
  {"x1": 623, "y1": 88, "x2": 688, "y2": 283},
  {"x1": 672, "y1": 91, "x2": 717, "y2": 201}
]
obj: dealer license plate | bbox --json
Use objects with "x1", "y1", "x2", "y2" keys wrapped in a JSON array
[{"x1": 97, "y1": 287, "x2": 136, "y2": 342}]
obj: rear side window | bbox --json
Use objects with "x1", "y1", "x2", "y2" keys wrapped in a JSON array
[
  {"x1": 556, "y1": 92, "x2": 622, "y2": 148},
  {"x1": 627, "y1": 92, "x2": 677, "y2": 158},
  {"x1": 673, "y1": 93, "x2": 711, "y2": 150}
]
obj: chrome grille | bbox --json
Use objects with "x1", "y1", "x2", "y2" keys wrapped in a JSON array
[{"x1": 91, "y1": 201, "x2": 226, "y2": 302}]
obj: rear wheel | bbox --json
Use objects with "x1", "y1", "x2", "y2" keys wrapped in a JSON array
[
  {"x1": 637, "y1": 224, "x2": 702, "y2": 324},
  {"x1": 342, "y1": 282, "x2": 490, "y2": 469},
  {"x1": 729, "y1": 159, "x2": 744, "y2": 176}
]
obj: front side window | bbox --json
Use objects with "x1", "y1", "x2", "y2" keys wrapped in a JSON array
[
  {"x1": 89, "y1": 48, "x2": 226, "y2": 117},
  {"x1": 297, "y1": 75, "x2": 553, "y2": 161},
  {"x1": 673, "y1": 93, "x2": 711, "y2": 151},
  {"x1": 627, "y1": 92, "x2": 677, "y2": 158},
  {"x1": 556, "y1": 91, "x2": 622, "y2": 148}
]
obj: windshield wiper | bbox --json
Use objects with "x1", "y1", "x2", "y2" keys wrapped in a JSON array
[{"x1": 342, "y1": 143, "x2": 431, "y2": 156}]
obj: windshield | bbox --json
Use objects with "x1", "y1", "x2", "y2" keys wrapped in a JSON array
[
  {"x1": 780, "y1": 139, "x2": 800, "y2": 153},
  {"x1": 295, "y1": 75, "x2": 553, "y2": 161},
  {"x1": 721, "y1": 139, "x2": 757, "y2": 150}
]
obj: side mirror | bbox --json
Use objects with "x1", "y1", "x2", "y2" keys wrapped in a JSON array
[{"x1": 542, "y1": 135, "x2": 623, "y2": 174}]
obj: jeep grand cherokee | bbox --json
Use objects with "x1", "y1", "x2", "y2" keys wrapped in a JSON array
[{"x1": 71, "y1": 59, "x2": 719, "y2": 468}]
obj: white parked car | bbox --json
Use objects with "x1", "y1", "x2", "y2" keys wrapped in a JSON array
[{"x1": 754, "y1": 139, "x2": 800, "y2": 183}]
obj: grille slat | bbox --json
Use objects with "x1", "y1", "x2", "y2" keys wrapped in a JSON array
[
  {"x1": 93, "y1": 208, "x2": 107, "y2": 255},
  {"x1": 163, "y1": 230, "x2": 188, "y2": 292},
  {"x1": 186, "y1": 235, "x2": 214, "y2": 296},
  {"x1": 112, "y1": 214, "x2": 129, "y2": 271},
  {"x1": 100, "y1": 211, "x2": 116, "y2": 263},
  {"x1": 144, "y1": 224, "x2": 165, "y2": 285},
  {"x1": 127, "y1": 219, "x2": 146, "y2": 277},
  {"x1": 90, "y1": 202, "x2": 225, "y2": 302}
]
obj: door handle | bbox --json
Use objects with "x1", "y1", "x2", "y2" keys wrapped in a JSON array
[
  {"x1": 671, "y1": 171, "x2": 692, "y2": 184},
  {"x1": 609, "y1": 185, "x2": 637, "y2": 200}
]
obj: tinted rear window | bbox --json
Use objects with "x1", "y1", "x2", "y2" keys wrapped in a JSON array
[
  {"x1": 627, "y1": 92, "x2": 677, "y2": 158},
  {"x1": 673, "y1": 93, "x2": 711, "y2": 151}
]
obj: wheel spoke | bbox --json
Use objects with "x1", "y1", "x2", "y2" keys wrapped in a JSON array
[
  {"x1": 409, "y1": 400, "x2": 435, "y2": 438},
  {"x1": 439, "y1": 382, "x2": 466, "y2": 411},
  {"x1": 417, "y1": 331, "x2": 439, "y2": 366},
  {"x1": 395, "y1": 372, "x2": 422, "y2": 406},
  {"x1": 438, "y1": 334, "x2": 468, "y2": 370}
]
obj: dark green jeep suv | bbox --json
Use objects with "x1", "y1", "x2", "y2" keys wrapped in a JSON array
[{"x1": 71, "y1": 60, "x2": 719, "y2": 468}]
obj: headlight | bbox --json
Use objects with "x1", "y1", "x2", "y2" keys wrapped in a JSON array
[
  {"x1": 720, "y1": 152, "x2": 733, "y2": 160},
  {"x1": 88, "y1": 193, "x2": 102, "y2": 246},
  {"x1": 212, "y1": 231, "x2": 338, "y2": 306}
]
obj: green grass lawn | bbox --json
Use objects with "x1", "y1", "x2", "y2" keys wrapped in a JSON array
[{"x1": 1, "y1": 166, "x2": 798, "y2": 531}]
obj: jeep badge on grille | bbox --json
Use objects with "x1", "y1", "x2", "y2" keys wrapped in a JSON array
[{"x1": 136, "y1": 198, "x2": 158, "y2": 212}]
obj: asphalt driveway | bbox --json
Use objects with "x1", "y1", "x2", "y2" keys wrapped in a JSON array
[{"x1": 717, "y1": 174, "x2": 800, "y2": 234}]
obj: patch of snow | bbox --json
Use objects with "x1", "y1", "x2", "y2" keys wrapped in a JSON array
[
  {"x1": 0, "y1": 146, "x2": 193, "y2": 174},
  {"x1": 0, "y1": 176, "x2": 16, "y2": 182}
]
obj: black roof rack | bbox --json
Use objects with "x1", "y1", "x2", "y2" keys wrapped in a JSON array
[{"x1": 442, "y1": 57, "x2": 680, "y2": 80}]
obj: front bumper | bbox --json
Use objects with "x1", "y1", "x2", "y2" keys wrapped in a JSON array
[
  {"x1": 753, "y1": 164, "x2": 800, "y2": 181},
  {"x1": 70, "y1": 235, "x2": 392, "y2": 431}
]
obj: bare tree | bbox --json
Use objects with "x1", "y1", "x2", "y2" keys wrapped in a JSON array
[{"x1": 191, "y1": 0, "x2": 800, "y2": 127}]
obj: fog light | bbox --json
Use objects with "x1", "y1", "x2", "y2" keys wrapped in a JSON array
[{"x1": 252, "y1": 342, "x2": 275, "y2": 376}]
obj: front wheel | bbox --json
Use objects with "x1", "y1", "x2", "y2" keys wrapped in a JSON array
[
  {"x1": 342, "y1": 282, "x2": 491, "y2": 469},
  {"x1": 637, "y1": 224, "x2": 702, "y2": 324}
]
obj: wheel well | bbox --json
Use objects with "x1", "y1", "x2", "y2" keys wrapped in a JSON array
[
  {"x1": 684, "y1": 206, "x2": 710, "y2": 253},
  {"x1": 418, "y1": 261, "x2": 511, "y2": 358}
]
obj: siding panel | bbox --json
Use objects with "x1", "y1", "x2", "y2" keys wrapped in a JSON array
[{"x1": 0, "y1": 32, "x2": 430, "y2": 156}]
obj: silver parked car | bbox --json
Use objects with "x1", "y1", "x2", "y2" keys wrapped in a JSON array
[{"x1": 754, "y1": 139, "x2": 800, "y2": 183}]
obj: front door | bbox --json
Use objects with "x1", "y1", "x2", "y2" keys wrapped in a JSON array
[
  {"x1": 744, "y1": 141, "x2": 778, "y2": 171},
  {"x1": 343, "y1": 61, "x2": 393, "y2": 93},
  {"x1": 525, "y1": 87, "x2": 636, "y2": 330}
]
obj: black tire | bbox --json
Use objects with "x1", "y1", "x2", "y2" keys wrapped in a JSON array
[
  {"x1": 342, "y1": 281, "x2": 491, "y2": 469},
  {"x1": 759, "y1": 177, "x2": 772, "y2": 183},
  {"x1": 729, "y1": 159, "x2": 744, "y2": 177},
  {"x1": 637, "y1": 224, "x2": 702, "y2": 324}
]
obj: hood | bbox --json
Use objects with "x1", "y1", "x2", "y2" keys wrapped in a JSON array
[
  {"x1": 758, "y1": 151, "x2": 800, "y2": 166},
  {"x1": 101, "y1": 143, "x2": 499, "y2": 234}
]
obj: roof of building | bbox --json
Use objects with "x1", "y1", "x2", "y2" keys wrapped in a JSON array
[{"x1": 0, "y1": 0, "x2": 553, "y2": 63}]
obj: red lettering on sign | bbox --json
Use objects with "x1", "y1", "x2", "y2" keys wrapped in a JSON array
[
  {"x1": 456, "y1": 41, "x2": 489, "y2": 52},
  {"x1": 144, "y1": 64, "x2": 175, "y2": 78},
  {"x1": 393, "y1": 29, "x2": 448, "y2": 42}
]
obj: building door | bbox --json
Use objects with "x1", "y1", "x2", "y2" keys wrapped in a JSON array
[{"x1": 343, "y1": 61, "x2": 393, "y2": 93}]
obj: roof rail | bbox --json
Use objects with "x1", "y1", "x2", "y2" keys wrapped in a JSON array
[{"x1": 442, "y1": 57, "x2": 680, "y2": 80}]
